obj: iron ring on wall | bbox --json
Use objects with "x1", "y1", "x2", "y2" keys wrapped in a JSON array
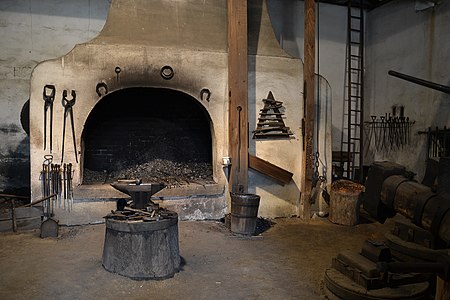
[{"x1": 160, "y1": 66, "x2": 174, "y2": 80}]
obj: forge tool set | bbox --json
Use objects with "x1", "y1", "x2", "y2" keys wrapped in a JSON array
[
  {"x1": 42, "y1": 85, "x2": 78, "y2": 163},
  {"x1": 39, "y1": 85, "x2": 78, "y2": 215},
  {"x1": 364, "y1": 106, "x2": 415, "y2": 154},
  {"x1": 40, "y1": 155, "x2": 74, "y2": 213}
]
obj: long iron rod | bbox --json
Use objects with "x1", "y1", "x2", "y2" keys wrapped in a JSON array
[{"x1": 388, "y1": 70, "x2": 450, "y2": 94}]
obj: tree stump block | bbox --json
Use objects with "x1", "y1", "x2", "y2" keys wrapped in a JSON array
[
  {"x1": 102, "y1": 213, "x2": 180, "y2": 279},
  {"x1": 436, "y1": 275, "x2": 450, "y2": 300},
  {"x1": 329, "y1": 179, "x2": 364, "y2": 226}
]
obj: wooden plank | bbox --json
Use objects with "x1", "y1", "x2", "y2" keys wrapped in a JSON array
[
  {"x1": 337, "y1": 250, "x2": 380, "y2": 278},
  {"x1": 0, "y1": 217, "x2": 42, "y2": 232},
  {"x1": 249, "y1": 154, "x2": 293, "y2": 185},
  {"x1": 254, "y1": 127, "x2": 290, "y2": 133},
  {"x1": 301, "y1": 0, "x2": 315, "y2": 219},
  {"x1": 257, "y1": 117, "x2": 286, "y2": 121},
  {"x1": 253, "y1": 133, "x2": 293, "y2": 137},
  {"x1": 0, "y1": 207, "x2": 43, "y2": 221},
  {"x1": 257, "y1": 122, "x2": 285, "y2": 126},
  {"x1": 0, "y1": 193, "x2": 30, "y2": 199},
  {"x1": 332, "y1": 150, "x2": 353, "y2": 162},
  {"x1": 228, "y1": 0, "x2": 248, "y2": 193}
]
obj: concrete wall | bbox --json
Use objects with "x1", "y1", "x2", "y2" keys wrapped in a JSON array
[
  {"x1": 268, "y1": 0, "x2": 450, "y2": 178},
  {"x1": 0, "y1": 0, "x2": 109, "y2": 193},
  {"x1": 365, "y1": 0, "x2": 450, "y2": 178}
]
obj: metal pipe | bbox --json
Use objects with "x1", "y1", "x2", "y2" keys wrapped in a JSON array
[{"x1": 388, "y1": 70, "x2": 450, "y2": 94}]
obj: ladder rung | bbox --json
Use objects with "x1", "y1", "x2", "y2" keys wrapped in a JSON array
[
  {"x1": 350, "y1": 41, "x2": 361, "y2": 45},
  {"x1": 351, "y1": 15, "x2": 362, "y2": 20},
  {"x1": 350, "y1": 54, "x2": 361, "y2": 58},
  {"x1": 350, "y1": 67, "x2": 361, "y2": 71},
  {"x1": 350, "y1": 28, "x2": 361, "y2": 32},
  {"x1": 350, "y1": 82, "x2": 362, "y2": 85}
]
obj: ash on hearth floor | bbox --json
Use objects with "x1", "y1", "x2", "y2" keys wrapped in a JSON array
[{"x1": 83, "y1": 159, "x2": 214, "y2": 187}]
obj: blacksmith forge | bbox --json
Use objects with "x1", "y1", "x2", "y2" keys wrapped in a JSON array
[{"x1": 28, "y1": 0, "x2": 331, "y2": 225}]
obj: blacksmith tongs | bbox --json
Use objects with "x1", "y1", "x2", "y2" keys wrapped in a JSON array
[
  {"x1": 43, "y1": 85, "x2": 56, "y2": 152},
  {"x1": 61, "y1": 90, "x2": 78, "y2": 163}
]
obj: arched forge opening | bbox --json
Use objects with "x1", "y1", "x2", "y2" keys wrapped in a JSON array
[{"x1": 82, "y1": 87, "x2": 214, "y2": 186}]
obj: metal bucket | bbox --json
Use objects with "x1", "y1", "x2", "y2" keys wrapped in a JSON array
[{"x1": 230, "y1": 192, "x2": 260, "y2": 236}]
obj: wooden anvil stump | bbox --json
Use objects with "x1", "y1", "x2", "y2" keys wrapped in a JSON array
[{"x1": 102, "y1": 213, "x2": 180, "y2": 279}]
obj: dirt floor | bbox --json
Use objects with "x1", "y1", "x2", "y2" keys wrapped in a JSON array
[{"x1": 0, "y1": 215, "x2": 397, "y2": 300}]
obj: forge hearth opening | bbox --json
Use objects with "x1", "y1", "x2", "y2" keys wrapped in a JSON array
[{"x1": 82, "y1": 87, "x2": 213, "y2": 185}]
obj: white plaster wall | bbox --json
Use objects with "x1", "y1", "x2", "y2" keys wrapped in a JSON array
[
  {"x1": 365, "y1": 0, "x2": 450, "y2": 178},
  {"x1": 0, "y1": 0, "x2": 109, "y2": 191},
  {"x1": 267, "y1": 0, "x2": 348, "y2": 150},
  {"x1": 248, "y1": 55, "x2": 303, "y2": 218},
  {"x1": 29, "y1": 46, "x2": 229, "y2": 198}
]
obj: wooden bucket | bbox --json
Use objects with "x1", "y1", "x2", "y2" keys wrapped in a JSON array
[{"x1": 230, "y1": 193, "x2": 260, "y2": 236}]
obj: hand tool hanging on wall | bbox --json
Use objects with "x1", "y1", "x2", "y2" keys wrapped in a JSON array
[
  {"x1": 39, "y1": 154, "x2": 67, "y2": 211},
  {"x1": 418, "y1": 126, "x2": 450, "y2": 159},
  {"x1": 67, "y1": 163, "x2": 73, "y2": 211},
  {"x1": 364, "y1": 109, "x2": 415, "y2": 154},
  {"x1": 40, "y1": 155, "x2": 53, "y2": 198},
  {"x1": 61, "y1": 90, "x2": 78, "y2": 163},
  {"x1": 63, "y1": 163, "x2": 67, "y2": 206},
  {"x1": 40, "y1": 155, "x2": 53, "y2": 215},
  {"x1": 43, "y1": 85, "x2": 56, "y2": 152},
  {"x1": 61, "y1": 162, "x2": 74, "y2": 211},
  {"x1": 50, "y1": 163, "x2": 62, "y2": 207}
]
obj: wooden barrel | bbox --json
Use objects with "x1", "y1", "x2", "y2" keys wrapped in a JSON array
[
  {"x1": 230, "y1": 193, "x2": 260, "y2": 236},
  {"x1": 329, "y1": 180, "x2": 364, "y2": 226},
  {"x1": 102, "y1": 213, "x2": 180, "y2": 279}
]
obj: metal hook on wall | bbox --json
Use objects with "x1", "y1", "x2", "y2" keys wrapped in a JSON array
[
  {"x1": 200, "y1": 88, "x2": 211, "y2": 102},
  {"x1": 96, "y1": 82, "x2": 108, "y2": 97}
]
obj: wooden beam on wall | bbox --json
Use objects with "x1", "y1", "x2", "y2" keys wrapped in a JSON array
[
  {"x1": 227, "y1": 0, "x2": 248, "y2": 193},
  {"x1": 301, "y1": 0, "x2": 315, "y2": 219},
  {"x1": 249, "y1": 154, "x2": 293, "y2": 186}
]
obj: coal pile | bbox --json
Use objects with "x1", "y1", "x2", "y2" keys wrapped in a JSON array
[{"x1": 83, "y1": 159, "x2": 214, "y2": 186}]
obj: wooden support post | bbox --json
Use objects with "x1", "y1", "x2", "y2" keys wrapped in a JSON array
[
  {"x1": 228, "y1": 0, "x2": 248, "y2": 193},
  {"x1": 301, "y1": 0, "x2": 315, "y2": 219}
]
